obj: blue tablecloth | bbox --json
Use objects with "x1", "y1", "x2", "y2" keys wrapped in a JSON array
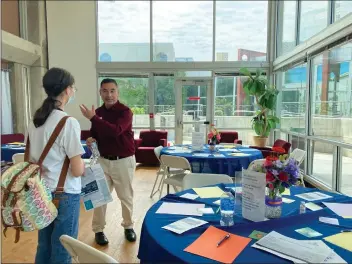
[
  {"x1": 1, "y1": 140, "x2": 91, "y2": 162},
  {"x1": 160, "y1": 145, "x2": 263, "y2": 176},
  {"x1": 138, "y1": 184, "x2": 352, "y2": 263}
]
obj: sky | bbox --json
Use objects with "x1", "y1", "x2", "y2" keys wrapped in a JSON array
[{"x1": 97, "y1": 0, "x2": 268, "y2": 61}]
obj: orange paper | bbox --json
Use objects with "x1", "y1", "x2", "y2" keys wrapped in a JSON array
[{"x1": 184, "y1": 226, "x2": 251, "y2": 263}]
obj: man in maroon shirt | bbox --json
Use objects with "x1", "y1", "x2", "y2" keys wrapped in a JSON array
[{"x1": 80, "y1": 78, "x2": 136, "y2": 245}]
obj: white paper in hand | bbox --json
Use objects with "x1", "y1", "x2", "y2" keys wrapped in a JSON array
[{"x1": 81, "y1": 164, "x2": 113, "y2": 211}]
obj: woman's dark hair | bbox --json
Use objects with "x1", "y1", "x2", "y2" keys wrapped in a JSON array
[{"x1": 33, "y1": 67, "x2": 75, "y2": 127}]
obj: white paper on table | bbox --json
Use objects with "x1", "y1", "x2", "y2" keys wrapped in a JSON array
[
  {"x1": 162, "y1": 217, "x2": 208, "y2": 234},
  {"x1": 282, "y1": 197, "x2": 295, "y2": 204},
  {"x1": 295, "y1": 192, "x2": 332, "y2": 201},
  {"x1": 156, "y1": 202, "x2": 205, "y2": 216},
  {"x1": 180, "y1": 193, "x2": 199, "y2": 200},
  {"x1": 319, "y1": 216, "x2": 340, "y2": 226},
  {"x1": 254, "y1": 231, "x2": 331, "y2": 263},
  {"x1": 213, "y1": 200, "x2": 220, "y2": 205},
  {"x1": 253, "y1": 238, "x2": 346, "y2": 264},
  {"x1": 212, "y1": 153, "x2": 225, "y2": 157},
  {"x1": 241, "y1": 169, "x2": 266, "y2": 222},
  {"x1": 192, "y1": 153, "x2": 210, "y2": 157},
  {"x1": 192, "y1": 132, "x2": 204, "y2": 151},
  {"x1": 323, "y1": 202, "x2": 352, "y2": 218},
  {"x1": 197, "y1": 208, "x2": 214, "y2": 214},
  {"x1": 305, "y1": 202, "x2": 323, "y2": 211},
  {"x1": 218, "y1": 149, "x2": 239, "y2": 152},
  {"x1": 81, "y1": 164, "x2": 113, "y2": 211}
]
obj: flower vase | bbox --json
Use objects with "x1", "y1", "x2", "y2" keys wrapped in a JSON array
[
  {"x1": 209, "y1": 139, "x2": 217, "y2": 151},
  {"x1": 265, "y1": 188, "x2": 282, "y2": 219}
]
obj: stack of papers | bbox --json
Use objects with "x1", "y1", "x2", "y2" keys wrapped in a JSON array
[
  {"x1": 252, "y1": 231, "x2": 346, "y2": 263},
  {"x1": 193, "y1": 187, "x2": 225, "y2": 198},
  {"x1": 156, "y1": 202, "x2": 205, "y2": 216},
  {"x1": 323, "y1": 202, "x2": 352, "y2": 218},
  {"x1": 184, "y1": 226, "x2": 251, "y2": 263},
  {"x1": 295, "y1": 191, "x2": 332, "y2": 201},
  {"x1": 163, "y1": 217, "x2": 208, "y2": 234}
]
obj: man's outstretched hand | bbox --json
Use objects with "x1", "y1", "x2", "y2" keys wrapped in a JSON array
[{"x1": 80, "y1": 104, "x2": 96, "y2": 120}]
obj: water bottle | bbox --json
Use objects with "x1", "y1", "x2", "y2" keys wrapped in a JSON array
[
  {"x1": 220, "y1": 191, "x2": 235, "y2": 226},
  {"x1": 90, "y1": 142, "x2": 100, "y2": 166},
  {"x1": 299, "y1": 201, "x2": 306, "y2": 214}
]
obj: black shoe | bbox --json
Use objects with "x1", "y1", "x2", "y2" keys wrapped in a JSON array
[
  {"x1": 124, "y1": 229, "x2": 137, "y2": 242},
  {"x1": 95, "y1": 232, "x2": 109, "y2": 246}
]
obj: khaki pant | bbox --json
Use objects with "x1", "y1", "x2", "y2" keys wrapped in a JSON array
[{"x1": 92, "y1": 156, "x2": 136, "y2": 232}]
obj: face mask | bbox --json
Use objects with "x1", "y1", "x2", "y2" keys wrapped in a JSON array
[{"x1": 67, "y1": 90, "x2": 75, "y2": 105}]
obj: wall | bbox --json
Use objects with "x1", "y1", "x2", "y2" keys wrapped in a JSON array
[
  {"x1": 46, "y1": 1, "x2": 97, "y2": 129},
  {"x1": 1, "y1": 0, "x2": 20, "y2": 36}
]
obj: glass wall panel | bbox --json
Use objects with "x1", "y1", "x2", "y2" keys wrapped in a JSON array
[
  {"x1": 214, "y1": 76, "x2": 256, "y2": 145},
  {"x1": 98, "y1": 1, "x2": 150, "y2": 62},
  {"x1": 153, "y1": 1, "x2": 213, "y2": 62},
  {"x1": 154, "y1": 75, "x2": 175, "y2": 136},
  {"x1": 277, "y1": 1, "x2": 297, "y2": 56},
  {"x1": 311, "y1": 41, "x2": 352, "y2": 144},
  {"x1": 216, "y1": 1, "x2": 267, "y2": 61},
  {"x1": 334, "y1": 1, "x2": 352, "y2": 22},
  {"x1": 311, "y1": 141, "x2": 333, "y2": 188},
  {"x1": 279, "y1": 63, "x2": 307, "y2": 134},
  {"x1": 98, "y1": 76, "x2": 149, "y2": 130},
  {"x1": 299, "y1": 1, "x2": 328, "y2": 43},
  {"x1": 341, "y1": 148, "x2": 352, "y2": 196}
]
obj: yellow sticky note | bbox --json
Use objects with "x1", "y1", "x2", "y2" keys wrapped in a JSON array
[
  {"x1": 324, "y1": 233, "x2": 352, "y2": 252},
  {"x1": 193, "y1": 187, "x2": 225, "y2": 198},
  {"x1": 282, "y1": 188, "x2": 291, "y2": 196}
]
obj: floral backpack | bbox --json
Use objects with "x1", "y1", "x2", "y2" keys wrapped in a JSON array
[{"x1": 1, "y1": 116, "x2": 70, "y2": 243}]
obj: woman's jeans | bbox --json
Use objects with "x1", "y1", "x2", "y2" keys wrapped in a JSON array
[{"x1": 35, "y1": 193, "x2": 81, "y2": 264}]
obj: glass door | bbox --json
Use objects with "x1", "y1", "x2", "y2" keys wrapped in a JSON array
[{"x1": 175, "y1": 79, "x2": 212, "y2": 144}]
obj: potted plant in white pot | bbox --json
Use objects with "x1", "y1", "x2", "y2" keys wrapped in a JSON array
[{"x1": 240, "y1": 68, "x2": 280, "y2": 147}]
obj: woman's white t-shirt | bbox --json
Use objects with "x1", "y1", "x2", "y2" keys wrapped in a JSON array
[{"x1": 27, "y1": 109, "x2": 85, "y2": 194}]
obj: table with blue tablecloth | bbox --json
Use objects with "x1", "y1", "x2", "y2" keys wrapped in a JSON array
[
  {"x1": 138, "y1": 184, "x2": 352, "y2": 263},
  {"x1": 1, "y1": 140, "x2": 92, "y2": 162},
  {"x1": 160, "y1": 145, "x2": 263, "y2": 177}
]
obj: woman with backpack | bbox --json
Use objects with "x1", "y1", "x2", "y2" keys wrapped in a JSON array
[{"x1": 27, "y1": 67, "x2": 85, "y2": 264}]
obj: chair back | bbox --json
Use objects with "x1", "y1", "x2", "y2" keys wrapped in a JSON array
[
  {"x1": 273, "y1": 139, "x2": 291, "y2": 153},
  {"x1": 12, "y1": 153, "x2": 24, "y2": 164},
  {"x1": 289, "y1": 148, "x2": 306, "y2": 165},
  {"x1": 140, "y1": 130, "x2": 168, "y2": 147},
  {"x1": 219, "y1": 131, "x2": 238, "y2": 143},
  {"x1": 1, "y1": 134, "x2": 25, "y2": 144},
  {"x1": 160, "y1": 155, "x2": 191, "y2": 171},
  {"x1": 247, "y1": 159, "x2": 265, "y2": 171},
  {"x1": 154, "y1": 146, "x2": 164, "y2": 162},
  {"x1": 183, "y1": 173, "x2": 233, "y2": 189},
  {"x1": 59, "y1": 235, "x2": 118, "y2": 263}
]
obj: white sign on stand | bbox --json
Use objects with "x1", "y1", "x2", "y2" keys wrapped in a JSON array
[
  {"x1": 192, "y1": 132, "x2": 204, "y2": 151},
  {"x1": 242, "y1": 169, "x2": 266, "y2": 222}
]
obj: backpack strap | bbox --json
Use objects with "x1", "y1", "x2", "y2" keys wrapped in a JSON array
[{"x1": 37, "y1": 116, "x2": 70, "y2": 166}]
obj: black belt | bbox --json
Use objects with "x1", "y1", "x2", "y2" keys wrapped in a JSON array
[{"x1": 102, "y1": 155, "x2": 129, "y2": 160}]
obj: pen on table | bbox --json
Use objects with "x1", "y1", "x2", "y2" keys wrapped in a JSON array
[
  {"x1": 216, "y1": 207, "x2": 220, "y2": 214},
  {"x1": 340, "y1": 230, "x2": 352, "y2": 233},
  {"x1": 217, "y1": 233, "x2": 230, "y2": 247}
]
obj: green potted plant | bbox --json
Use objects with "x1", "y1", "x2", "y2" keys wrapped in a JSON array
[{"x1": 240, "y1": 68, "x2": 280, "y2": 147}]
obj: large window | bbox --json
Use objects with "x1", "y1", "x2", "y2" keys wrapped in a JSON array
[
  {"x1": 299, "y1": 1, "x2": 328, "y2": 43},
  {"x1": 277, "y1": 1, "x2": 297, "y2": 56},
  {"x1": 311, "y1": 141, "x2": 334, "y2": 188},
  {"x1": 98, "y1": 1, "x2": 150, "y2": 62},
  {"x1": 334, "y1": 1, "x2": 352, "y2": 22},
  {"x1": 153, "y1": 1, "x2": 213, "y2": 62},
  {"x1": 311, "y1": 42, "x2": 352, "y2": 144},
  {"x1": 216, "y1": 1, "x2": 267, "y2": 61},
  {"x1": 214, "y1": 76, "x2": 256, "y2": 145},
  {"x1": 278, "y1": 63, "x2": 307, "y2": 133}
]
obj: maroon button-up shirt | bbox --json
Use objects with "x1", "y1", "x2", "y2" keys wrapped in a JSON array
[{"x1": 90, "y1": 101, "x2": 135, "y2": 157}]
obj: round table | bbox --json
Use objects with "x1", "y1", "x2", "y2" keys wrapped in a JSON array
[
  {"x1": 138, "y1": 184, "x2": 352, "y2": 263},
  {"x1": 160, "y1": 145, "x2": 263, "y2": 176},
  {"x1": 1, "y1": 140, "x2": 92, "y2": 162}
]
